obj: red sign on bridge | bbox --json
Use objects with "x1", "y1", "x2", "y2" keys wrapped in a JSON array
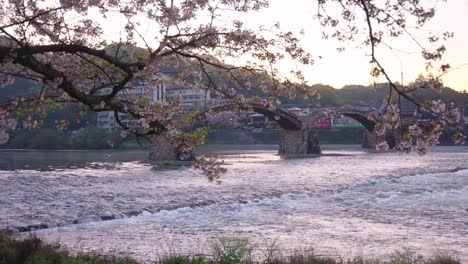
[{"x1": 314, "y1": 117, "x2": 331, "y2": 129}]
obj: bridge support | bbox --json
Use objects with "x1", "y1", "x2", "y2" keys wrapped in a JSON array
[
  {"x1": 361, "y1": 131, "x2": 379, "y2": 149},
  {"x1": 278, "y1": 128, "x2": 321, "y2": 155},
  {"x1": 361, "y1": 129, "x2": 401, "y2": 149},
  {"x1": 149, "y1": 133, "x2": 179, "y2": 161},
  {"x1": 148, "y1": 133, "x2": 195, "y2": 163}
]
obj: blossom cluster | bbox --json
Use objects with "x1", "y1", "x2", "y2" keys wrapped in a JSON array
[{"x1": 0, "y1": 109, "x2": 17, "y2": 144}]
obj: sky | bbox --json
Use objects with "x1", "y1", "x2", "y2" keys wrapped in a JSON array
[
  {"x1": 227, "y1": 0, "x2": 468, "y2": 91},
  {"x1": 91, "y1": 0, "x2": 468, "y2": 91}
]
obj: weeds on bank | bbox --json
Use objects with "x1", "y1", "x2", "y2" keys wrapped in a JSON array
[
  {"x1": 0, "y1": 232, "x2": 461, "y2": 264},
  {"x1": 0, "y1": 232, "x2": 137, "y2": 264},
  {"x1": 160, "y1": 253, "x2": 461, "y2": 264}
]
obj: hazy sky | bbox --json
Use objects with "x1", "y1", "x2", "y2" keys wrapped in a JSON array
[
  {"x1": 230, "y1": 0, "x2": 468, "y2": 91},
  {"x1": 95, "y1": 0, "x2": 468, "y2": 91}
]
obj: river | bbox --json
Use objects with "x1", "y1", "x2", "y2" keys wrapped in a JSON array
[{"x1": 0, "y1": 146, "x2": 467, "y2": 262}]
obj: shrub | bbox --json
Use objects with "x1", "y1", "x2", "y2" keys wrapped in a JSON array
[
  {"x1": 424, "y1": 254, "x2": 460, "y2": 264},
  {"x1": 161, "y1": 256, "x2": 209, "y2": 264},
  {"x1": 212, "y1": 238, "x2": 252, "y2": 264},
  {"x1": 0, "y1": 232, "x2": 138, "y2": 264}
]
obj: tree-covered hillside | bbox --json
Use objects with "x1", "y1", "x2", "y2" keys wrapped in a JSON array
[{"x1": 293, "y1": 84, "x2": 468, "y2": 111}]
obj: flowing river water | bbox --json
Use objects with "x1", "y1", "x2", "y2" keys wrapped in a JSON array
[{"x1": 0, "y1": 146, "x2": 467, "y2": 262}]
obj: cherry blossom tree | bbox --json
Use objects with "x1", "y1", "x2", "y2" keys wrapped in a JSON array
[
  {"x1": 0, "y1": 0, "x2": 465, "y2": 168},
  {"x1": 316, "y1": 0, "x2": 465, "y2": 152},
  {"x1": 0, "y1": 0, "x2": 314, "y2": 152}
]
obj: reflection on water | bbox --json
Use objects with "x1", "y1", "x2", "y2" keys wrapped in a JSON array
[
  {"x1": 0, "y1": 150, "x2": 149, "y2": 171},
  {"x1": 0, "y1": 146, "x2": 467, "y2": 262}
]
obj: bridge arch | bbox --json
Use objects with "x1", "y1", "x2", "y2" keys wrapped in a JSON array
[
  {"x1": 309, "y1": 109, "x2": 377, "y2": 131},
  {"x1": 150, "y1": 105, "x2": 387, "y2": 161},
  {"x1": 194, "y1": 102, "x2": 303, "y2": 130}
]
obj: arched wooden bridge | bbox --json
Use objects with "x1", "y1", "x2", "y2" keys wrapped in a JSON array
[{"x1": 193, "y1": 102, "x2": 387, "y2": 155}]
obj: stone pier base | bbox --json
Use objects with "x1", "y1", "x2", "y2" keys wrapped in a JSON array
[
  {"x1": 278, "y1": 128, "x2": 321, "y2": 155},
  {"x1": 148, "y1": 133, "x2": 179, "y2": 161},
  {"x1": 148, "y1": 133, "x2": 196, "y2": 167},
  {"x1": 361, "y1": 131, "x2": 379, "y2": 149},
  {"x1": 361, "y1": 129, "x2": 401, "y2": 149}
]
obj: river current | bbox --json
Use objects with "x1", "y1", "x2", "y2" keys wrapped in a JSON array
[{"x1": 0, "y1": 147, "x2": 467, "y2": 262}]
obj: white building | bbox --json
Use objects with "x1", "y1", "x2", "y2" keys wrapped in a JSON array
[
  {"x1": 166, "y1": 87, "x2": 211, "y2": 109},
  {"x1": 97, "y1": 80, "x2": 211, "y2": 131},
  {"x1": 96, "y1": 82, "x2": 166, "y2": 131}
]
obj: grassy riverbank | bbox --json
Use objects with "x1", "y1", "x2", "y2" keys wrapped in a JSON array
[{"x1": 0, "y1": 232, "x2": 461, "y2": 264}]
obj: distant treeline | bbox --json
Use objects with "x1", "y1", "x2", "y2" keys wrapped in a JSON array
[
  {"x1": 286, "y1": 84, "x2": 468, "y2": 112},
  {"x1": 2, "y1": 76, "x2": 468, "y2": 109},
  {"x1": 1, "y1": 127, "x2": 152, "y2": 150},
  {"x1": 1, "y1": 77, "x2": 467, "y2": 149}
]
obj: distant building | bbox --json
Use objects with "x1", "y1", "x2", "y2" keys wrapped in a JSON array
[
  {"x1": 331, "y1": 115, "x2": 363, "y2": 128},
  {"x1": 247, "y1": 113, "x2": 268, "y2": 128},
  {"x1": 96, "y1": 81, "x2": 166, "y2": 131},
  {"x1": 96, "y1": 79, "x2": 211, "y2": 131},
  {"x1": 287, "y1": 107, "x2": 308, "y2": 116},
  {"x1": 166, "y1": 87, "x2": 211, "y2": 110}
]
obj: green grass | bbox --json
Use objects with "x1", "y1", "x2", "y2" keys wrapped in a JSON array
[
  {"x1": 0, "y1": 232, "x2": 138, "y2": 264},
  {"x1": 0, "y1": 232, "x2": 462, "y2": 264},
  {"x1": 161, "y1": 256, "x2": 209, "y2": 264}
]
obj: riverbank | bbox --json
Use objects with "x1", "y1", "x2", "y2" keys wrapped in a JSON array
[{"x1": 0, "y1": 232, "x2": 461, "y2": 264}]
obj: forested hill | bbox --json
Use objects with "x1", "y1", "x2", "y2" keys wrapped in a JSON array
[
  {"x1": 289, "y1": 84, "x2": 468, "y2": 112},
  {"x1": 1, "y1": 76, "x2": 468, "y2": 110}
]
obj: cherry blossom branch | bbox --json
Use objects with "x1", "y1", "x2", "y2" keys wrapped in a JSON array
[
  {"x1": 358, "y1": 0, "x2": 465, "y2": 149},
  {"x1": 359, "y1": 0, "x2": 425, "y2": 108},
  {"x1": 0, "y1": 7, "x2": 63, "y2": 31}
]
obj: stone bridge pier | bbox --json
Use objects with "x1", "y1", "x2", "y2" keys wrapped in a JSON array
[
  {"x1": 278, "y1": 127, "x2": 321, "y2": 155},
  {"x1": 149, "y1": 133, "x2": 179, "y2": 162},
  {"x1": 148, "y1": 133, "x2": 196, "y2": 164},
  {"x1": 149, "y1": 127, "x2": 323, "y2": 163},
  {"x1": 361, "y1": 128, "x2": 401, "y2": 149}
]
